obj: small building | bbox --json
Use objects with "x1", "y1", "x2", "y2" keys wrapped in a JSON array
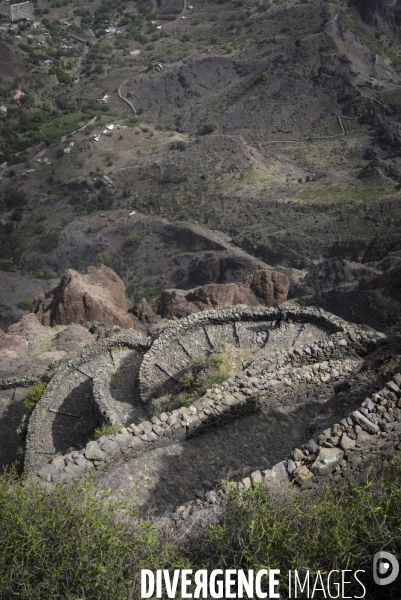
[
  {"x1": 13, "y1": 90, "x2": 24, "y2": 101},
  {"x1": 0, "y1": 219, "x2": 8, "y2": 228},
  {"x1": 0, "y1": 105, "x2": 7, "y2": 116},
  {"x1": 156, "y1": 25, "x2": 162, "y2": 29},
  {"x1": 101, "y1": 175, "x2": 113, "y2": 186},
  {"x1": 97, "y1": 94, "x2": 109, "y2": 105},
  {"x1": 41, "y1": 58, "x2": 53, "y2": 67},
  {"x1": 0, "y1": 161, "x2": 8, "y2": 170},
  {"x1": 10, "y1": 1, "x2": 34, "y2": 22}
]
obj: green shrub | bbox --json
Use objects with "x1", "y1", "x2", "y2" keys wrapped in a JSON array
[
  {"x1": 4, "y1": 221, "x2": 14, "y2": 234},
  {"x1": 11, "y1": 210, "x2": 23, "y2": 222},
  {"x1": 36, "y1": 270, "x2": 58, "y2": 280},
  {"x1": 202, "y1": 461, "x2": 401, "y2": 597},
  {"x1": 93, "y1": 422, "x2": 122, "y2": 439},
  {"x1": 127, "y1": 232, "x2": 142, "y2": 244},
  {"x1": 49, "y1": 65, "x2": 71, "y2": 84},
  {"x1": 23, "y1": 382, "x2": 47, "y2": 414},
  {"x1": 4, "y1": 189, "x2": 28, "y2": 209},
  {"x1": 17, "y1": 298, "x2": 32, "y2": 311},
  {"x1": 34, "y1": 224, "x2": 46, "y2": 235},
  {"x1": 199, "y1": 122, "x2": 217, "y2": 135},
  {"x1": 38, "y1": 232, "x2": 59, "y2": 253},
  {"x1": 0, "y1": 260, "x2": 16, "y2": 272},
  {"x1": 96, "y1": 251, "x2": 114, "y2": 266},
  {"x1": 155, "y1": 123, "x2": 166, "y2": 131},
  {"x1": 0, "y1": 469, "x2": 188, "y2": 600},
  {"x1": 142, "y1": 285, "x2": 161, "y2": 303}
]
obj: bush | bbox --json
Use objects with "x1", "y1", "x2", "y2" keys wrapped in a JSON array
[
  {"x1": 0, "y1": 260, "x2": 16, "y2": 272},
  {"x1": 23, "y1": 382, "x2": 47, "y2": 413},
  {"x1": 37, "y1": 270, "x2": 58, "y2": 280},
  {"x1": 49, "y1": 65, "x2": 71, "y2": 84},
  {"x1": 38, "y1": 232, "x2": 59, "y2": 253},
  {"x1": 4, "y1": 189, "x2": 28, "y2": 209},
  {"x1": 93, "y1": 422, "x2": 122, "y2": 439},
  {"x1": 201, "y1": 461, "x2": 401, "y2": 598},
  {"x1": 96, "y1": 251, "x2": 114, "y2": 266},
  {"x1": 199, "y1": 122, "x2": 217, "y2": 135},
  {"x1": 0, "y1": 469, "x2": 187, "y2": 600},
  {"x1": 127, "y1": 232, "x2": 142, "y2": 244},
  {"x1": 4, "y1": 221, "x2": 14, "y2": 234},
  {"x1": 17, "y1": 298, "x2": 33, "y2": 311},
  {"x1": 11, "y1": 210, "x2": 23, "y2": 222}
]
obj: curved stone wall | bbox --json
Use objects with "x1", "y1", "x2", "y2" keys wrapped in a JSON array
[
  {"x1": 28, "y1": 319, "x2": 383, "y2": 512},
  {"x1": 24, "y1": 332, "x2": 150, "y2": 474},
  {"x1": 138, "y1": 306, "x2": 363, "y2": 406}
]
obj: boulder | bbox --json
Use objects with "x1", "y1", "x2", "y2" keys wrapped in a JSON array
[
  {"x1": 311, "y1": 447, "x2": 344, "y2": 475},
  {"x1": 131, "y1": 298, "x2": 160, "y2": 325},
  {"x1": 156, "y1": 270, "x2": 289, "y2": 318},
  {"x1": 31, "y1": 265, "x2": 133, "y2": 329}
]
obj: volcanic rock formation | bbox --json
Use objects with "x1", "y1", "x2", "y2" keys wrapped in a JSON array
[
  {"x1": 156, "y1": 270, "x2": 290, "y2": 319},
  {"x1": 31, "y1": 265, "x2": 133, "y2": 329}
]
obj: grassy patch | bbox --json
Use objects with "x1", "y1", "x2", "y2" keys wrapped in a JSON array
[
  {"x1": 23, "y1": 382, "x2": 47, "y2": 414},
  {"x1": 297, "y1": 181, "x2": 396, "y2": 204},
  {"x1": 41, "y1": 112, "x2": 86, "y2": 141},
  {"x1": 93, "y1": 422, "x2": 122, "y2": 439}
]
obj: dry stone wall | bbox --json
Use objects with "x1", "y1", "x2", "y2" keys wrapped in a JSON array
[
  {"x1": 24, "y1": 332, "x2": 150, "y2": 474},
  {"x1": 170, "y1": 371, "x2": 401, "y2": 529},
  {"x1": 28, "y1": 309, "x2": 383, "y2": 512},
  {"x1": 138, "y1": 306, "x2": 372, "y2": 406}
]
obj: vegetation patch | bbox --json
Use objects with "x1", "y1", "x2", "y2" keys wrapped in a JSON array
[
  {"x1": 23, "y1": 382, "x2": 47, "y2": 414},
  {"x1": 17, "y1": 298, "x2": 33, "y2": 311},
  {"x1": 93, "y1": 422, "x2": 122, "y2": 439}
]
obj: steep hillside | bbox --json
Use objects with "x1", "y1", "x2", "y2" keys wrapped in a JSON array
[{"x1": 1, "y1": 0, "x2": 401, "y2": 329}]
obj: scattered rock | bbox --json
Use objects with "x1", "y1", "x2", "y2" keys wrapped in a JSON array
[{"x1": 311, "y1": 447, "x2": 344, "y2": 475}]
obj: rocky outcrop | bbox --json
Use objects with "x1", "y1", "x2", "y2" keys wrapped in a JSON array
[
  {"x1": 131, "y1": 298, "x2": 160, "y2": 325},
  {"x1": 178, "y1": 253, "x2": 268, "y2": 289},
  {"x1": 156, "y1": 270, "x2": 290, "y2": 318},
  {"x1": 351, "y1": 0, "x2": 389, "y2": 27},
  {"x1": 31, "y1": 265, "x2": 133, "y2": 329},
  {"x1": 0, "y1": 314, "x2": 95, "y2": 383}
]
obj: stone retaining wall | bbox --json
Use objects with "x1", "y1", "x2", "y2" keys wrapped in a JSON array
[
  {"x1": 138, "y1": 306, "x2": 367, "y2": 406},
  {"x1": 24, "y1": 332, "x2": 150, "y2": 474},
  {"x1": 170, "y1": 370, "x2": 401, "y2": 527},
  {"x1": 31, "y1": 323, "x2": 381, "y2": 488}
]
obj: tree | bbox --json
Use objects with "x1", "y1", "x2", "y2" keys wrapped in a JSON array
[{"x1": 4, "y1": 190, "x2": 28, "y2": 209}]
